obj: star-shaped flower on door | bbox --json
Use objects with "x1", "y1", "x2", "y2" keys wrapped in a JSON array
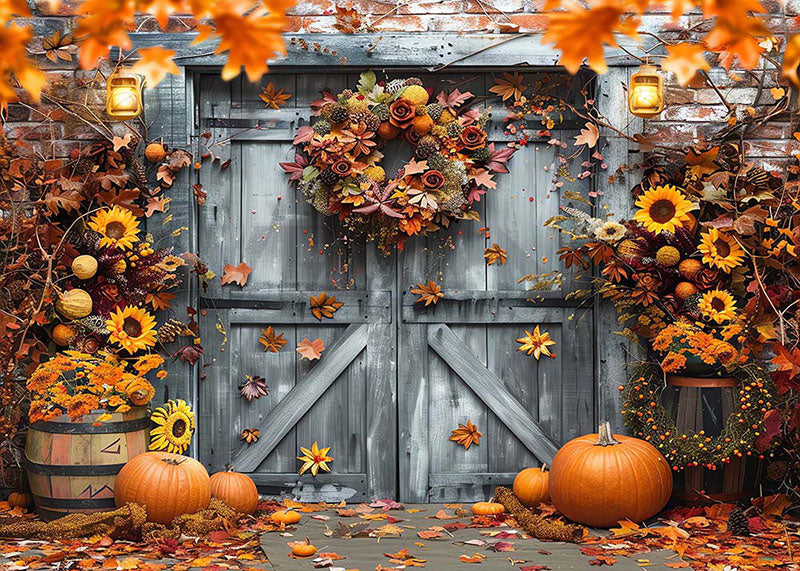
[
  {"x1": 516, "y1": 326, "x2": 556, "y2": 360},
  {"x1": 450, "y1": 419, "x2": 482, "y2": 450},
  {"x1": 298, "y1": 441, "x2": 333, "y2": 476}
]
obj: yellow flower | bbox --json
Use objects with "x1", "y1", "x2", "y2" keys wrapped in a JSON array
[
  {"x1": 150, "y1": 399, "x2": 195, "y2": 454},
  {"x1": 516, "y1": 325, "x2": 556, "y2": 360},
  {"x1": 297, "y1": 441, "x2": 333, "y2": 476},
  {"x1": 88, "y1": 206, "x2": 140, "y2": 250},
  {"x1": 699, "y1": 289, "x2": 737, "y2": 324},
  {"x1": 133, "y1": 353, "x2": 164, "y2": 375},
  {"x1": 633, "y1": 185, "x2": 696, "y2": 234},
  {"x1": 698, "y1": 228, "x2": 745, "y2": 273},
  {"x1": 106, "y1": 306, "x2": 157, "y2": 354}
]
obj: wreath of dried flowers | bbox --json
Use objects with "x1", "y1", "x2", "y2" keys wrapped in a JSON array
[
  {"x1": 282, "y1": 71, "x2": 517, "y2": 254},
  {"x1": 621, "y1": 363, "x2": 775, "y2": 470}
]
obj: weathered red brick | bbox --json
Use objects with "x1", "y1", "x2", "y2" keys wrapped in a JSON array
[
  {"x1": 427, "y1": 14, "x2": 493, "y2": 31},
  {"x1": 506, "y1": 13, "x2": 548, "y2": 31},
  {"x1": 369, "y1": 14, "x2": 426, "y2": 31}
]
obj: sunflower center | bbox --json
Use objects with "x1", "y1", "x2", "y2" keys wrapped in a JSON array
[
  {"x1": 105, "y1": 221, "x2": 127, "y2": 239},
  {"x1": 122, "y1": 317, "x2": 142, "y2": 338},
  {"x1": 649, "y1": 199, "x2": 677, "y2": 224},
  {"x1": 710, "y1": 297, "x2": 726, "y2": 311},
  {"x1": 713, "y1": 238, "x2": 731, "y2": 257},
  {"x1": 172, "y1": 418, "x2": 187, "y2": 438}
]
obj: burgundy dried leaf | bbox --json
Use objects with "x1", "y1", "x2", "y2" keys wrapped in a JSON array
[{"x1": 240, "y1": 374, "x2": 269, "y2": 402}]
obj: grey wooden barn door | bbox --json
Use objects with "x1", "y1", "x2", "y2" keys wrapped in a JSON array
[
  {"x1": 196, "y1": 72, "x2": 396, "y2": 501},
  {"x1": 397, "y1": 72, "x2": 595, "y2": 502},
  {"x1": 195, "y1": 69, "x2": 594, "y2": 502}
]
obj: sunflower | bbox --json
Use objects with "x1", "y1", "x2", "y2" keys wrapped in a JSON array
[
  {"x1": 593, "y1": 221, "x2": 627, "y2": 242},
  {"x1": 150, "y1": 399, "x2": 195, "y2": 454},
  {"x1": 106, "y1": 306, "x2": 157, "y2": 354},
  {"x1": 698, "y1": 228, "x2": 745, "y2": 273},
  {"x1": 88, "y1": 206, "x2": 140, "y2": 250},
  {"x1": 297, "y1": 441, "x2": 333, "y2": 476},
  {"x1": 699, "y1": 289, "x2": 738, "y2": 324},
  {"x1": 633, "y1": 185, "x2": 696, "y2": 234}
]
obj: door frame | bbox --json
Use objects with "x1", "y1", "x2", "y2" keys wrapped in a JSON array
[{"x1": 130, "y1": 31, "x2": 650, "y2": 493}]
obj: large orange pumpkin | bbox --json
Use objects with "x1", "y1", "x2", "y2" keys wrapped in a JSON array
[
  {"x1": 115, "y1": 451, "x2": 210, "y2": 524},
  {"x1": 513, "y1": 465, "x2": 549, "y2": 507},
  {"x1": 209, "y1": 468, "x2": 259, "y2": 514},
  {"x1": 549, "y1": 421, "x2": 672, "y2": 528}
]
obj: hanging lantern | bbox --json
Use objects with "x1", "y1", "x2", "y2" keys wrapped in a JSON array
[
  {"x1": 106, "y1": 68, "x2": 143, "y2": 120},
  {"x1": 628, "y1": 64, "x2": 663, "y2": 118}
]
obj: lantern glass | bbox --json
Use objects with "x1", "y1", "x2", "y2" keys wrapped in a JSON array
[
  {"x1": 106, "y1": 70, "x2": 142, "y2": 120},
  {"x1": 628, "y1": 65, "x2": 663, "y2": 118}
]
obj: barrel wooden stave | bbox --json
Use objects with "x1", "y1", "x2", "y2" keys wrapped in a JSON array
[{"x1": 25, "y1": 407, "x2": 148, "y2": 520}]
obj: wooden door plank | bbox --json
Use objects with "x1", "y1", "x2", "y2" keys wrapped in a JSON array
[
  {"x1": 427, "y1": 323, "x2": 559, "y2": 464},
  {"x1": 232, "y1": 323, "x2": 370, "y2": 471}
]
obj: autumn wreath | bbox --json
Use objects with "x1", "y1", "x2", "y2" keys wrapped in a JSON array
[{"x1": 281, "y1": 71, "x2": 517, "y2": 254}]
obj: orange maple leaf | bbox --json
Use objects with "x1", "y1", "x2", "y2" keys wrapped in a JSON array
[
  {"x1": 132, "y1": 46, "x2": 181, "y2": 88},
  {"x1": 259, "y1": 81, "x2": 292, "y2": 109},
  {"x1": 772, "y1": 344, "x2": 800, "y2": 379},
  {"x1": 259, "y1": 326, "x2": 287, "y2": 352},
  {"x1": 296, "y1": 337, "x2": 324, "y2": 361},
  {"x1": 662, "y1": 42, "x2": 710, "y2": 87},
  {"x1": 483, "y1": 243, "x2": 508, "y2": 266},
  {"x1": 221, "y1": 261, "x2": 253, "y2": 287},
  {"x1": 782, "y1": 34, "x2": 800, "y2": 89},
  {"x1": 76, "y1": 0, "x2": 135, "y2": 69}
]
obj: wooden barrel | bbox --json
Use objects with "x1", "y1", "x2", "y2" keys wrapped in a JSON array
[
  {"x1": 665, "y1": 375, "x2": 757, "y2": 504},
  {"x1": 24, "y1": 407, "x2": 149, "y2": 521}
]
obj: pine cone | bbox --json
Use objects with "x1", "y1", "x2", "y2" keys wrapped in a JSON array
[
  {"x1": 472, "y1": 146, "x2": 491, "y2": 163},
  {"x1": 404, "y1": 77, "x2": 423, "y2": 86},
  {"x1": 318, "y1": 168, "x2": 339, "y2": 187},
  {"x1": 130, "y1": 155, "x2": 148, "y2": 188},
  {"x1": 766, "y1": 460, "x2": 788, "y2": 482},
  {"x1": 372, "y1": 103, "x2": 390, "y2": 121},
  {"x1": 416, "y1": 136, "x2": 439, "y2": 159},
  {"x1": 340, "y1": 89, "x2": 354, "y2": 99},
  {"x1": 727, "y1": 507, "x2": 750, "y2": 536},
  {"x1": 364, "y1": 113, "x2": 382, "y2": 132},
  {"x1": 329, "y1": 105, "x2": 349, "y2": 125},
  {"x1": 313, "y1": 119, "x2": 331, "y2": 135},
  {"x1": 446, "y1": 122, "x2": 464, "y2": 137},
  {"x1": 320, "y1": 102, "x2": 337, "y2": 118},
  {"x1": 426, "y1": 103, "x2": 443, "y2": 121}
]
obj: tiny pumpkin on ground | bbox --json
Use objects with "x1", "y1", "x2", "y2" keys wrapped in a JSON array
[
  {"x1": 472, "y1": 501, "x2": 505, "y2": 515},
  {"x1": 289, "y1": 537, "x2": 317, "y2": 558},
  {"x1": 272, "y1": 509, "x2": 301, "y2": 525},
  {"x1": 7, "y1": 491, "x2": 31, "y2": 509}
]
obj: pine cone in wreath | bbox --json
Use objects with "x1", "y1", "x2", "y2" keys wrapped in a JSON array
[
  {"x1": 766, "y1": 460, "x2": 788, "y2": 482},
  {"x1": 318, "y1": 168, "x2": 339, "y2": 187},
  {"x1": 727, "y1": 507, "x2": 750, "y2": 536},
  {"x1": 313, "y1": 119, "x2": 331, "y2": 135},
  {"x1": 329, "y1": 105, "x2": 349, "y2": 125}
]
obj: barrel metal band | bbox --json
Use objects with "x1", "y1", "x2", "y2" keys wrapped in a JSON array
[
  {"x1": 29, "y1": 416, "x2": 151, "y2": 434},
  {"x1": 33, "y1": 495, "x2": 117, "y2": 509},
  {"x1": 24, "y1": 458, "x2": 127, "y2": 476}
]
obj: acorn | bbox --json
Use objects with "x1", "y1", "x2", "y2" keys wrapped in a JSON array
[
  {"x1": 145, "y1": 142, "x2": 167, "y2": 163},
  {"x1": 71, "y1": 255, "x2": 98, "y2": 280}
]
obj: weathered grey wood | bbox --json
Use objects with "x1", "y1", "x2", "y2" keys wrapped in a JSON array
[
  {"x1": 250, "y1": 473, "x2": 367, "y2": 502},
  {"x1": 428, "y1": 473, "x2": 517, "y2": 487},
  {"x1": 403, "y1": 300, "x2": 564, "y2": 324},
  {"x1": 232, "y1": 324, "x2": 369, "y2": 471},
  {"x1": 427, "y1": 323, "x2": 560, "y2": 464},
  {"x1": 129, "y1": 33, "x2": 653, "y2": 70}
]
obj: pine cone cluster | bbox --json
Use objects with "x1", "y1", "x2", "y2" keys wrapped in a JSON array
[{"x1": 727, "y1": 507, "x2": 750, "y2": 536}]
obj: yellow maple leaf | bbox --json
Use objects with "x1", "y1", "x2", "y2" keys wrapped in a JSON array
[
  {"x1": 76, "y1": 0, "x2": 135, "y2": 69},
  {"x1": 132, "y1": 46, "x2": 181, "y2": 88},
  {"x1": 662, "y1": 42, "x2": 710, "y2": 86},
  {"x1": 543, "y1": 0, "x2": 638, "y2": 74}
]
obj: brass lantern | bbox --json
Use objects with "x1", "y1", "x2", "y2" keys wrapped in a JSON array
[
  {"x1": 106, "y1": 68, "x2": 143, "y2": 120},
  {"x1": 628, "y1": 64, "x2": 663, "y2": 118}
]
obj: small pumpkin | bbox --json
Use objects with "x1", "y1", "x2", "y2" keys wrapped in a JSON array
[
  {"x1": 115, "y1": 377, "x2": 155, "y2": 406},
  {"x1": 71, "y1": 255, "x2": 98, "y2": 280},
  {"x1": 145, "y1": 142, "x2": 167, "y2": 163},
  {"x1": 290, "y1": 537, "x2": 316, "y2": 558},
  {"x1": 548, "y1": 421, "x2": 672, "y2": 528},
  {"x1": 52, "y1": 323, "x2": 77, "y2": 346},
  {"x1": 209, "y1": 467, "x2": 259, "y2": 514},
  {"x1": 513, "y1": 465, "x2": 550, "y2": 507},
  {"x1": 55, "y1": 289, "x2": 93, "y2": 320},
  {"x1": 8, "y1": 491, "x2": 31, "y2": 509},
  {"x1": 271, "y1": 509, "x2": 301, "y2": 525},
  {"x1": 115, "y1": 451, "x2": 210, "y2": 524},
  {"x1": 471, "y1": 501, "x2": 505, "y2": 516}
]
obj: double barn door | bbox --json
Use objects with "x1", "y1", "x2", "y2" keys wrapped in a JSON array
[{"x1": 195, "y1": 70, "x2": 595, "y2": 502}]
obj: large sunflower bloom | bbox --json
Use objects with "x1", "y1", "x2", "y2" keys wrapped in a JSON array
[
  {"x1": 88, "y1": 206, "x2": 140, "y2": 250},
  {"x1": 297, "y1": 441, "x2": 333, "y2": 476},
  {"x1": 633, "y1": 185, "x2": 696, "y2": 234},
  {"x1": 150, "y1": 399, "x2": 195, "y2": 454},
  {"x1": 698, "y1": 228, "x2": 745, "y2": 273},
  {"x1": 106, "y1": 306, "x2": 157, "y2": 354},
  {"x1": 699, "y1": 289, "x2": 738, "y2": 324}
]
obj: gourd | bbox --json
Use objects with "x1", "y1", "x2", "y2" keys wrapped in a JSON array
[
  {"x1": 71, "y1": 255, "x2": 98, "y2": 280},
  {"x1": 548, "y1": 421, "x2": 672, "y2": 528},
  {"x1": 209, "y1": 468, "x2": 259, "y2": 514},
  {"x1": 290, "y1": 537, "x2": 317, "y2": 558},
  {"x1": 513, "y1": 465, "x2": 550, "y2": 507},
  {"x1": 55, "y1": 289, "x2": 93, "y2": 320},
  {"x1": 145, "y1": 142, "x2": 167, "y2": 163},
  {"x1": 471, "y1": 501, "x2": 505, "y2": 515},
  {"x1": 271, "y1": 509, "x2": 301, "y2": 525},
  {"x1": 52, "y1": 323, "x2": 77, "y2": 346},
  {"x1": 8, "y1": 491, "x2": 31, "y2": 509},
  {"x1": 114, "y1": 451, "x2": 210, "y2": 524}
]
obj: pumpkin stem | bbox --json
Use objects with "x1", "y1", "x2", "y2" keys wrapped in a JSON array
[
  {"x1": 541, "y1": 463, "x2": 548, "y2": 472},
  {"x1": 594, "y1": 421, "x2": 621, "y2": 447}
]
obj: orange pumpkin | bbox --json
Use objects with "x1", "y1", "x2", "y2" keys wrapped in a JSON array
[
  {"x1": 290, "y1": 537, "x2": 317, "y2": 558},
  {"x1": 115, "y1": 451, "x2": 210, "y2": 524},
  {"x1": 549, "y1": 421, "x2": 672, "y2": 528},
  {"x1": 513, "y1": 465, "x2": 550, "y2": 507},
  {"x1": 209, "y1": 468, "x2": 259, "y2": 514},
  {"x1": 8, "y1": 491, "x2": 31, "y2": 509},
  {"x1": 471, "y1": 501, "x2": 505, "y2": 515},
  {"x1": 272, "y1": 509, "x2": 301, "y2": 525}
]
